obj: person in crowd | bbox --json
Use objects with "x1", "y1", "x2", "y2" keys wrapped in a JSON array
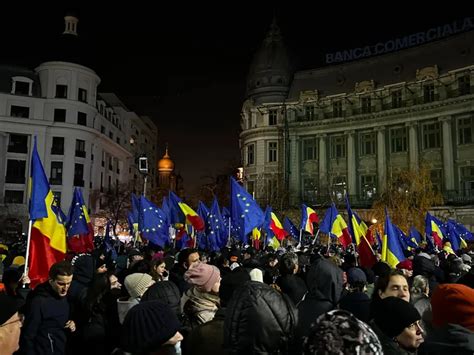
[
  {"x1": 276, "y1": 252, "x2": 307, "y2": 305},
  {"x1": 20, "y1": 261, "x2": 76, "y2": 355},
  {"x1": 224, "y1": 280, "x2": 297, "y2": 354},
  {"x1": 420, "y1": 283, "x2": 474, "y2": 354},
  {"x1": 360, "y1": 266, "x2": 376, "y2": 297},
  {"x1": 339, "y1": 267, "x2": 371, "y2": 322},
  {"x1": 371, "y1": 269, "x2": 409, "y2": 318},
  {"x1": 302, "y1": 309, "x2": 383, "y2": 354},
  {"x1": 0, "y1": 293, "x2": 24, "y2": 355},
  {"x1": 121, "y1": 301, "x2": 183, "y2": 355},
  {"x1": 118, "y1": 273, "x2": 155, "y2": 324},
  {"x1": 141, "y1": 280, "x2": 182, "y2": 318},
  {"x1": 412, "y1": 253, "x2": 439, "y2": 294},
  {"x1": 150, "y1": 256, "x2": 169, "y2": 281},
  {"x1": 371, "y1": 296, "x2": 424, "y2": 354},
  {"x1": 170, "y1": 248, "x2": 200, "y2": 295},
  {"x1": 410, "y1": 275, "x2": 432, "y2": 336},
  {"x1": 181, "y1": 262, "x2": 221, "y2": 327}
]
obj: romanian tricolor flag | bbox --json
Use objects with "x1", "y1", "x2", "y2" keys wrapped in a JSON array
[
  {"x1": 319, "y1": 203, "x2": 352, "y2": 248},
  {"x1": 425, "y1": 212, "x2": 445, "y2": 249},
  {"x1": 300, "y1": 204, "x2": 319, "y2": 235},
  {"x1": 178, "y1": 202, "x2": 205, "y2": 232},
  {"x1": 252, "y1": 227, "x2": 261, "y2": 250},
  {"x1": 28, "y1": 138, "x2": 66, "y2": 288},
  {"x1": 382, "y1": 208, "x2": 406, "y2": 268},
  {"x1": 263, "y1": 206, "x2": 288, "y2": 249}
]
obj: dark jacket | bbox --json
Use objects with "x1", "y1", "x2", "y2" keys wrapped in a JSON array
[
  {"x1": 339, "y1": 291, "x2": 371, "y2": 322},
  {"x1": 169, "y1": 264, "x2": 190, "y2": 296},
  {"x1": 224, "y1": 281, "x2": 297, "y2": 354},
  {"x1": 183, "y1": 308, "x2": 228, "y2": 355},
  {"x1": 277, "y1": 274, "x2": 308, "y2": 305},
  {"x1": 295, "y1": 257, "x2": 343, "y2": 346},
  {"x1": 141, "y1": 281, "x2": 181, "y2": 317},
  {"x1": 20, "y1": 282, "x2": 70, "y2": 355},
  {"x1": 410, "y1": 293, "x2": 433, "y2": 336},
  {"x1": 413, "y1": 255, "x2": 439, "y2": 295},
  {"x1": 419, "y1": 324, "x2": 474, "y2": 355}
]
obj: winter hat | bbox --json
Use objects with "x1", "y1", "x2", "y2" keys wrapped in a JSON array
[
  {"x1": 184, "y1": 262, "x2": 220, "y2": 292},
  {"x1": 431, "y1": 283, "x2": 474, "y2": 331},
  {"x1": 220, "y1": 268, "x2": 250, "y2": 306},
  {"x1": 121, "y1": 301, "x2": 181, "y2": 353},
  {"x1": 140, "y1": 281, "x2": 181, "y2": 317},
  {"x1": 303, "y1": 309, "x2": 383, "y2": 355},
  {"x1": 396, "y1": 259, "x2": 413, "y2": 271},
  {"x1": 249, "y1": 268, "x2": 263, "y2": 283},
  {"x1": 373, "y1": 297, "x2": 421, "y2": 338},
  {"x1": 461, "y1": 254, "x2": 472, "y2": 265},
  {"x1": 0, "y1": 293, "x2": 22, "y2": 325},
  {"x1": 347, "y1": 267, "x2": 367, "y2": 285},
  {"x1": 124, "y1": 273, "x2": 155, "y2": 299}
]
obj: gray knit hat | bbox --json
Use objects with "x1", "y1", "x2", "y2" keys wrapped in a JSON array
[{"x1": 124, "y1": 273, "x2": 155, "y2": 299}]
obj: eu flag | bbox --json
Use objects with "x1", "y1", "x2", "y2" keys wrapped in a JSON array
[
  {"x1": 283, "y1": 217, "x2": 299, "y2": 240},
  {"x1": 206, "y1": 198, "x2": 227, "y2": 251},
  {"x1": 138, "y1": 196, "x2": 170, "y2": 247},
  {"x1": 66, "y1": 188, "x2": 90, "y2": 236}
]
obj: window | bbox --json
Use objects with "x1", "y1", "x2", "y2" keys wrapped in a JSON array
[
  {"x1": 247, "y1": 144, "x2": 255, "y2": 165},
  {"x1": 391, "y1": 90, "x2": 402, "y2": 108},
  {"x1": 361, "y1": 97, "x2": 371, "y2": 114},
  {"x1": 50, "y1": 162, "x2": 63, "y2": 185},
  {"x1": 332, "y1": 176, "x2": 347, "y2": 201},
  {"x1": 423, "y1": 84, "x2": 435, "y2": 103},
  {"x1": 116, "y1": 137, "x2": 120, "y2": 145},
  {"x1": 55, "y1": 85, "x2": 68, "y2": 98},
  {"x1": 460, "y1": 166, "x2": 474, "y2": 197},
  {"x1": 361, "y1": 175, "x2": 377, "y2": 200},
  {"x1": 78, "y1": 88, "x2": 87, "y2": 103},
  {"x1": 331, "y1": 136, "x2": 346, "y2": 158},
  {"x1": 10, "y1": 105, "x2": 29, "y2": 118},
  {"x1": 77, "y1": 112, "x2": 87, "y2": 126},
  {"x1": 269, "y1": 110, "x2": 277, "y2": 125},
  {"x1": 333, "y1": 101, "x2": 343, "y2": 117},
  {"x1": 268, "y1": 142, "x2": 278, "y2": 162},
  {"x1": 4, "y1": 190, "x2": 24, "y2": 204},
  {"x1": 5, "y1": 159, "x2": 26, "y2": 183},
  {"x1": 14, "y1": 81, "x2": 30, "y2": 95},
  {"x1": 423, "y1": 122, "x2": 441, "y2": 149},
  {"x1": 458, "y1": 74, "x2": 471, "y2": 96},
  {"x1": 246, "y1": 181, "x2": 255, "y2": 196},
  {"x1": 458, "y1": 116, "x2": 474, "y2": 145},
  {"x1": 109, "y1": 131, "x2": 113, "y2": 140},
  {"x1": 266, "y1": 179, "x2": 278, "y2": 202},
  {"x1": 303, "y1": 178, "x2": 318, "y2": 204},
  {"x1": 75, "y1": 139, "x2": 86, "y2": 158},
  {"x1": 54, "y1": 109, "x2": 66, "y2": 122},
  {"x1": 74, "y1": 163, "x2": 84, "y2": 187},
  {"x1": 101, "y1": 126, "x2": 105, "y2": 134},
  {"x1": 8, "y1": 134, "x2": 28, "y2": 153},
  {"x1": 430, "y1": 169, "x2": 443, "y2": 193},
  {"x1": 305, "y1": 105, "x2": 315, "y2": 120},
  {"x1": 302, "y1": 138, "x2": 317, "y2": 160},
  {"x1": 51, "y1": 137, "x2": 64, "y2": 155},
  {"x1": 360, "y1": 132, "x2": 376, "y2": 156},
  {"x1": 391, "y1": 127, "x2": 407, "y2": 153}
]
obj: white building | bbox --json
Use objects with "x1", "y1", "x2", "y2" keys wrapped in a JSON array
[{"x1": 0, "y1": 15, "x2": 158, "y2": 234}]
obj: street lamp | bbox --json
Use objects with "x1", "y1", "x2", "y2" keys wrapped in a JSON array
[{"x1": 138, "y1": 156, "x2": 148, "y2": 197}]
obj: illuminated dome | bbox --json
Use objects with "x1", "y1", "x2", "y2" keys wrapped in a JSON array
[{"x1": 158, "y1": 148, "x2": 174, "y2": 172}]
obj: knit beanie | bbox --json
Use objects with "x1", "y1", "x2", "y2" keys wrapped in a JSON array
[
  {"x1": 184, "y1": 262, "x2": 220, "y2": 292},
  {"x1": 347, "y1": 267, "x2": 367, "y2": 285},
  {"x1": 303, "y1": 309, "x2": 383, "y2": 355},
  {"x1": 125, "y1": 273, "x2": 155, "y2": 299},
  {"x1": 220, "y1": 268, "x2": 250, "y2": 306},
  {"x1": 373, "y1": 297, "x2": 421, "y2": 337},
  {"x1": 431, "y1": 283, "x2": 474, "y2": 331},
  {"x1": 249, "y1": 268, "x2": 263, "y2": 283},
  {"x1": 121, "y1": 301, "x2": 181, "y2": 353}
]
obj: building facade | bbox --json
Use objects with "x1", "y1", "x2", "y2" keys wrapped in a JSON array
[
  {"x1": 0, "y1": 15, "x2": 159, "y2": 234},
  {"x1": 240, "y1": 23, "x2": 474, "y2": 219}
]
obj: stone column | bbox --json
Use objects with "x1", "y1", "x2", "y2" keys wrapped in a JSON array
[
  {"x1": 318, "y1": 134, "x2": 328, "y2": 193},
  {"x1": 346, "y1": 130, "x2": 357, "y2": 197},
  {"x1": 440, "y1": 116, "x2": 455, "y2": 191},
  {"x1": 406, "y1": 121, "x2": 419, "y2": 170},
  {"x1": 376, "y1": 126, "x2": 387, "y2": 193},
  {"x1": 289, "y1": 134, "x2": 300, "y2": 205}
]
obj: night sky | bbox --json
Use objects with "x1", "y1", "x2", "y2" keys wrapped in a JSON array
[{"x1": 0, "y1": 4, "x2": 469, "y2": 194}]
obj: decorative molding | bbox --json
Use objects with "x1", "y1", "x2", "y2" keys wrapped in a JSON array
[
  {"x1": 299, "y1": 90, "x2": 319, "y2": 103},
  {"x1": 416, "y1": 65, "x2": 439, "y2": 81},
  {"x1": 355, "y1": 80, "x2": 375, "y2": 94}
]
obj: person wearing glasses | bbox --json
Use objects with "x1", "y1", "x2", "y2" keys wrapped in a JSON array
[{"x1": 0, "y1": 293, "x2": 24, "y2": 355}]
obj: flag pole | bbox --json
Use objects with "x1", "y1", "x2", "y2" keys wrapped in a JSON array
[
  {"x1": 297, "y1": 228, "x2": 303, "y2": 248},
  {"x1": 312, "y1": 229, "x2": 320, "y2": 246},
  {"x1": 226, "y1": 217, "x2": 231, "y2": 247},
  {"x1": 23, "y1": 219, "x2": 33, "y2": 280}
]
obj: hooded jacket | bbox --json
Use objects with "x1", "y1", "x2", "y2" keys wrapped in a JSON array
[
  {"x1": 419, "y1": 324, "x2": 474, "y2": 355},
  {"x1": 224, "y1": 281, "x2": 297, "y2": 354},
  {"x1": 20, "y1": 282, "x2": 70, "y2": 355}
]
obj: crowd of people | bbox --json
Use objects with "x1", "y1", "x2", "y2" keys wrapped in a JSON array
[{"x1": 1, "y1": 237, "x2": 474, "y2": 354}]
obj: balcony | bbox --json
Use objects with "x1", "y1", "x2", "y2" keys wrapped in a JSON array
[
  {"x1": 75, "y1": 150, "x2": 86, "y2": 158},
  {"x1": 443, "y1": 190, "x2": 474, "y2": 205},
  {"x1": 49, "y1": 178, "x2": 62, "y2": 185}
]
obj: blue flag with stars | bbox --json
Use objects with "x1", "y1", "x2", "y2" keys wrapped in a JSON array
[
  {"x1": 104, "y1": 220, "x2": 117, "y2": 261},
  {"x1": 230, "y1": 177, "x2": 264, "y2": 245},
  {"x1": 207, "y1": 197, "x2": 227, "y2": 251},
  {"x1": 66, "y1": 188, "x2": 90, "y2": 236},
  {"x1": 196, "y1": 201, "x2": 210, "y2": 250},
  {"x1": 138, "y1": 196, "x2": 170, "y2": 247},
  {"x1": 283, "y1": 217, "x2": 299, "y2": 240}
]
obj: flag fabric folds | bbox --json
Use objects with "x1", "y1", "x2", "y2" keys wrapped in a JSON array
[
  {"x1": 230, "y1": 177, "x2": 264, "y2": 245},
  {"x1": 263, "y1": 206, "x2": 285, "y2": 250},
  {"x1": 66, "y1": 188, "x2": 94, "y2": 253},
  {"x1": 205, "y1": 198, "x2": 227, "y2": 251},
  {"x1": 28, "y1": 138, "x2": 67, "y2": 288},
  {"x1": 319, "y1": 203, "x2": 352, "y2": 248},
  {"x1": 283, "y1": 217, "x2": 299, "y2": 240},
  {"x1": 103, "y1": 220, "x2": 117, "y2": 261},
  {"x1": 168, "y1": 192, "x2": 204, "y2": 231},
  {"x1": 425, "y1": 213, "x2": 445, "y2": 249},
  {"x1": 446, "y1": 219, "x2": 468, "y2": 251},
  {"x1": 138, "y1": 196, "x2": 170, "y2": 248},
  {"x1": 382, "y1": 208, "x2": 406, "y2": 268},
  {"x1": 409, "y1": 227, "x2": 422, "y2": 246},
  {"x1": 179, "y1": 202, "x2": 205, "y2": 232},
  {"x1": 300, "y1": 204, "x2": 319, "y2": 235}
]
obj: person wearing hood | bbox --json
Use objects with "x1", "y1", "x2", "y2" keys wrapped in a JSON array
[
  {"x1": 295, "y1": 256, "x2": 343, "y2": 349},
  {"x1": 339, "y1": 267, "x2": 371, "y2": 322},
  {"x1": 20, "y1": 261, "x2": 76, "y2": 355}
]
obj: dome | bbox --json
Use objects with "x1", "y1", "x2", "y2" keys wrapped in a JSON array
[{"x1": 158, "y1": 148, "x2": 174, "y2": 172}]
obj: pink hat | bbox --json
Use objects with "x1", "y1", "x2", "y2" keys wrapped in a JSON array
[{"x1": 184, "y1": 262, "x2": 220, "y2": 292}]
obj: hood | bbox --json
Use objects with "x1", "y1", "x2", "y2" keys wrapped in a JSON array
[
  {"x1": 413, "y1": 255, "x2": 435, "y2": 277},
  {"x1": 305, "y1": 257, "x2": 343, "y2": 305},
  {"x1": 72, "y1": 254, "x2": 95, "y2": 285}
]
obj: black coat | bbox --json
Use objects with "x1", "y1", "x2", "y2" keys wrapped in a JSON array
[
  {"x1": 277, "y1": 274, "x2": 307, "y2": 306},
  {"x1": 20, "y1": 282, "x2": 70, "y2": 355},
  {"x1": 141, "y1": 280, "x2": 181, "y2": 317},
  {"x1": 419, "y1": 324, "x2": 474, "y2": 355},
  {"x1": 224, "y1": 281, "x2": 297, "y2": 354},
  {"x1": 339, "y1": 291, "x2": 371, "y2": 322}
]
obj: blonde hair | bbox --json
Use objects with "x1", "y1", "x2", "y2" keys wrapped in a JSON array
[{"x1": 411, "y1": 275, "x2": 429, "y2": 295}]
